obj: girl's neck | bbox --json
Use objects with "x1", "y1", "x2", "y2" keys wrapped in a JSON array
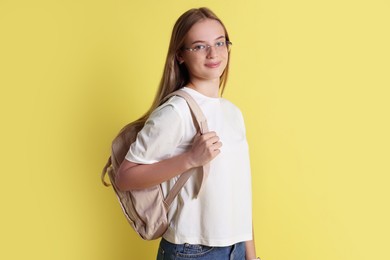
[{"x1": 187, "y1": 79, "x2": 220, "y2": 98}]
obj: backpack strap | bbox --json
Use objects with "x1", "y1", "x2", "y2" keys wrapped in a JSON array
[
  {"x1": 163, "y1": 89, "x2": 210, "y2": 207},
  {"x1": 101, "y1": 156, "x2": 112, "y2": 187}
]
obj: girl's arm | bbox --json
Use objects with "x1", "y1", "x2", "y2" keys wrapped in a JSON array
[
  {"x1": 245, "y1": 224, "x2": 259, "y2": 260},
  {"x1": 115, "y1": 132, "x2": 221, "y2": 191},
  {"x1": 245, "y1": 240, "x2": 257, "y2": 260}
]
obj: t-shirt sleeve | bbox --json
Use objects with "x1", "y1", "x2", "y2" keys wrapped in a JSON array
[{"x1": 125, "y1": 103, "x2": 185, "y2": 164}]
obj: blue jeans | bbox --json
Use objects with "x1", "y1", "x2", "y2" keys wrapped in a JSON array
[{"x1": 156, "y1": 238, "x2": 246, "y2": 260}]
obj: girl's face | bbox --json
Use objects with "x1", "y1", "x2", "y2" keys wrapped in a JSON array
[{"x1": 178, "y1": 19, "x2": 229, "y2": 84}]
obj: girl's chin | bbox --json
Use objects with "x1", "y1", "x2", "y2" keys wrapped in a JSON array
[{"x1": 193, "y1": 71, "x2": 224, "y2": 81}]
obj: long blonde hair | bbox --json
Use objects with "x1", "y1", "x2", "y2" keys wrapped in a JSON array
[{"x1": 135, "y1": 7, "x2": 231, "y2": 125}]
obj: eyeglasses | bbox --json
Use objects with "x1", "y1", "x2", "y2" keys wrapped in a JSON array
[{"x1": 182, "y1": 41, "x2": 232, "y2": 54}]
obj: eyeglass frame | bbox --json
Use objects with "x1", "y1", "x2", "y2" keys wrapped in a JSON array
[{"x1": 181, "y1": 40, "x2": 232, "y2": 53}]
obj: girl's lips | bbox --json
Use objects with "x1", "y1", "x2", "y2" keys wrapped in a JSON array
[{"x1": 205, "y1": 61, "x2": 221, "y2": 68}]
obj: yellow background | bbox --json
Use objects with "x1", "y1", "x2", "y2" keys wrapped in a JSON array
[{"x1": 1, "y1": 0, "x2": 389, "y2": 259}]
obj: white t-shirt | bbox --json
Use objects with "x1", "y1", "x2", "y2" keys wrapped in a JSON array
[{"x1": 125, "y1": 87, "x2": 252, "y2": 246}]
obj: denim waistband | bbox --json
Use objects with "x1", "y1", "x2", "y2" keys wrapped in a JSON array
[{"x1": 157, "y1": 238, "x2": 246, "y2": 260}]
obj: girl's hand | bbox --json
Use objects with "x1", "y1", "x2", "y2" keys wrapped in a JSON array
[{"x1": 187, "y1": 131, "x2": 222, "y2": 168}]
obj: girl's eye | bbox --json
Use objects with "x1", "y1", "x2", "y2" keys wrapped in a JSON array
[
  {"x1": 215, "y1": 41, "x2": 225, "y2": 47},
  {"x1": 193, "y1": 45, "x2": 206, "y2": 51}
]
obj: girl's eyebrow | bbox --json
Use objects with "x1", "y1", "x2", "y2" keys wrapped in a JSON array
[{"x1": 191, "y1": 35, "x2": 226, "y2": 45}]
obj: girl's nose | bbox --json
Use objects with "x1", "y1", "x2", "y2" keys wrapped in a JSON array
[{"x1": 206, "y1": 46, "x2": 218, "y2": 59}]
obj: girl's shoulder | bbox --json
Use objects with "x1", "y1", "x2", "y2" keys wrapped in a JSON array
[
  {"x1": 220, "y1": 98, "x2": 244, "y2": 116},
  {"x1": 163, "y1": 95, "x2": 191, "y2": 113},
  {"x1": 152, "y1": 95, "x2": 191, "y2": 121}
]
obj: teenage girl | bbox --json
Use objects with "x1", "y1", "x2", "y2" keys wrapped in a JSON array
[{"x1": 116, "y1": 7, "x2": 260, "y2": 260}]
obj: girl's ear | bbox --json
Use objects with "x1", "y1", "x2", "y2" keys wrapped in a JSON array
[{"x1": 176, "y1": 51, "x2": 185, "y2": 64}]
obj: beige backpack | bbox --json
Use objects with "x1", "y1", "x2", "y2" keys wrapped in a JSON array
[{"x1": 101, "y1": 89, "x2": 209, "y2": 240}]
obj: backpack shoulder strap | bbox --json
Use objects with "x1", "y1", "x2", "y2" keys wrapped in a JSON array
[
  {"x1": 101, "y1": 156, "x2": 112, "y2": 187},
  {"x1": 162, "y1": 89, "x2": 210, "y2": 207},
  {"x1": 164, "y1": 89, "x2": 209, "y2": 134}
]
